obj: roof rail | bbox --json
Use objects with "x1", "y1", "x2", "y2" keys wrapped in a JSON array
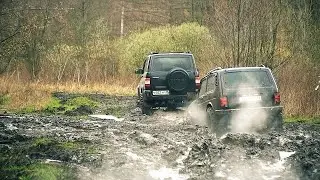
[
  {"x1": 166, "y1": 51, "x2": 192, "y2": 54},
  {"x1": 149, "y1": 51, "x2": 192, "y2": 54},
  {"x1": 211, "y1": 67, "x2": 222, "y2": 71},
  {"x1": 206, "y1": 67, "x2": 222, "y2": 75}
]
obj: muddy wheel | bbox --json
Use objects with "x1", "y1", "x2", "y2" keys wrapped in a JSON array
[
  {"x1": 138, "y1": 94, "x2": 152, "y2": 115},
  {"x1": 206, "y1": 107, "x2": 226, "y2": 136},
  {"x1": 206, "y1": 107, "x2": 214, "y2": 130},
  {"x1": 141, "y1": 104, "x2": 152, "y2": 115}
]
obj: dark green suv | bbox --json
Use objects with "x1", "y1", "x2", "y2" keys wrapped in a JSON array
[
  {"x1": 135, "y1": 52, "x2": 200, "y2": 114},
  {"x1": 190, "y1": 67, "x2": 283, "y2": 136}
]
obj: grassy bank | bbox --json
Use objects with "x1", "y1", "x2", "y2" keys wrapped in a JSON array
[
  {"x1": 285, "y1": 116, "x2": 320, "y2": 124},
  {"x1": 1, "y1": 75, "x2": 319, "y2": 120},
  {"x1": 0, "y1": 133, "x2": 105, "y2": 179},
  {"x1": 0, "y1": 77, "x2": 136, "y2": 113},
  {"x1": 19, "y1": 163, "x2": 76, "y2": 180},
  {"x1": 0, "y1": 137, "x2": 85, "y2": 180}
]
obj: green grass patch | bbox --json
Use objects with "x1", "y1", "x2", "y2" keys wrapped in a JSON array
[
  {"x1": 32, "y1": 137, "x2": 81, "y2": 151},
  {"x1": 44, "y1": 96, "x2": 99, "y2": 114},
  {"x1": 105, "y1": 105, "x2": 124, "y2": 117},
  {"x1": 285, "y1": 116, "x2": 320, "y2": 124},
  {"x1": 45, "y1": 97, "x2": 62, "y2": 113},
  {"x1": 0, "y1": 93, "x2": 10, "y2": 106},
  {"x1": 20, "y1": 163, "x2": 76, "y2": 180},
  {"x1": 65, "y1": 97, "x2": 99, "y2": 111},
  {"x1": 58, "y1": 142, "x2": 97, "y2": 154},
  {"x1": 19, "y1": 105, "x2": 38, "y2": 114},
  {"x1": 58, "y1": 141, "x2": 81, "y2": 151},
  {"x1": 1, "y1": 138, "x2": 92, "y2": 180},
  {"x1": 32, "y1": 137, "x2": 97, "y2": 154},
  {"x1": 32, "y1": 138, "x2": 54, "y2": 147}
]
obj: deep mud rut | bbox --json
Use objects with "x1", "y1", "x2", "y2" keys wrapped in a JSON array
[{"x1": 1, "y1": 95, "x2": 320, "y2": 180}]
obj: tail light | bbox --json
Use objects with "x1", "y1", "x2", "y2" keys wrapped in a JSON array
[
  {"x1": 145, "y1": 77, "x2": 151, "y2": 90},
  {"x1": 195, "y1": 76, "x2": 200, "y2": 89},
  {"x1": 274, "y1": 92, "x2": 280, "y2": 105},
  {"x1": 220, "y1": 97, "x2": 228, "y2": 108}
]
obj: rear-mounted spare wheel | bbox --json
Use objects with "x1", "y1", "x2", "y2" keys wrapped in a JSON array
[{"x1": 166, "y1": 68, "x2": 189, "y2": 92}]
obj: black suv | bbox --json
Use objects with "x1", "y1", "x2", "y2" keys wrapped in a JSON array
[
  {"x1": 190, "y1": 66, "x2": 283, "y2": 135},
  {"x1": 135, "y1": 52, "x2": 200, "y2": 114}
]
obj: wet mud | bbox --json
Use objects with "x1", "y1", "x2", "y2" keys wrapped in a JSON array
[{"x1": 0, "y1": 95, "x2": 319, "y2": 180}]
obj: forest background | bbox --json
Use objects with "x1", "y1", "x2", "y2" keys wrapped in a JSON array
[{"x1": 0, "y1": 0, "x2": 319, "y2": 117}]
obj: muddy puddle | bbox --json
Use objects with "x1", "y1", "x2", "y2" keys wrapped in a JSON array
[{"x1": 1, "y1": 95, "x2": 320, "y2": 180}]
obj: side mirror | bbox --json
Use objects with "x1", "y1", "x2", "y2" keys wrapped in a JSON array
[{"x1": 135, "y1": 68, "x2": 143, "y2": 74}]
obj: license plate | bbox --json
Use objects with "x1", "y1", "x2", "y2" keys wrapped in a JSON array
[
  {"x1": 239, "y1": 96, "x2": 262, "y2": 102},
  {"x1": 152, "y1": 90, "x2": 170, "y2": 96}
]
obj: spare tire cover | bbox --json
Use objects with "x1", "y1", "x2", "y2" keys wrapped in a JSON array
[{"x1": 167, "y1": 68, "x2": 189, "y2": 92}]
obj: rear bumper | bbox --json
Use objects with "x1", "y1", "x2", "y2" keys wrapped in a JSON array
[
  {"x1": 213, "y1": 106, "x2": 283, "y2": 130},
  {"x1": 215, "y1": 106, "x2": 283, "y2": 114},
  {"x1": 143, "y1": 90, "x2": 195, "y2": 107}
]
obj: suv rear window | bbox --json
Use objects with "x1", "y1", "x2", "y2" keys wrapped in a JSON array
[
  {"x1": 223, "y1": 71, "x2": 272, "y2": 88},
  {"x1": 150, "y1": 56, "x2": 194, "y2": 71}
]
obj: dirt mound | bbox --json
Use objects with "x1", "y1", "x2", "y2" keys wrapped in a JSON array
[{"x1": 182, "y1": 126, "x2": 320, "y2": 180}]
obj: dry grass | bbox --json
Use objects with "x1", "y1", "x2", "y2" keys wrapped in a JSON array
[
  {"x1": 0, "y1": 77, "x2": 136, "y2": 111},
  {"x1": 1, "y1": 62, "x2": 319, "y2": 118},
  {"x1": 278, "y1": 61, "x2": 320, "y2": 117}
]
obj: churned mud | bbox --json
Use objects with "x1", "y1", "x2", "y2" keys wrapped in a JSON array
[{"x1": 1, "y1": 95, "x2": 319, "y2": 180}]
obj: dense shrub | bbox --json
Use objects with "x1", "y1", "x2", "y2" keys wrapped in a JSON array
[{"x1": 117, "y1": 23, "x2": 220, "y2": 75}]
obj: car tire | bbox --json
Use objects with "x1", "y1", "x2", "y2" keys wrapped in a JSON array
[
  {"x1": 138, "y1": 93, "x2": 152, "y2": 115},
  {"x1": 206, "y1": 107, "x2": 214, "y2": 130}
]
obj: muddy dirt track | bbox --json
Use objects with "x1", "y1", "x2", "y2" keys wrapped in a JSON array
[{"x1": 1, "y1": 95, "x2": 320, "y2": 180}]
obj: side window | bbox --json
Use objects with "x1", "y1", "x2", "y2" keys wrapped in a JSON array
[
  {"x1": 207, "y1": 74, "x2": 216, "y2": 92},
  {"x1": 199, "y1": 78, "x2": 207, "y2": 96},
  {"x1": 142, "y1": 58, "x2": 149, "y2": 73},
  {"x1": 143, "y1": 58, "x2": 150, "y2": 73}
]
